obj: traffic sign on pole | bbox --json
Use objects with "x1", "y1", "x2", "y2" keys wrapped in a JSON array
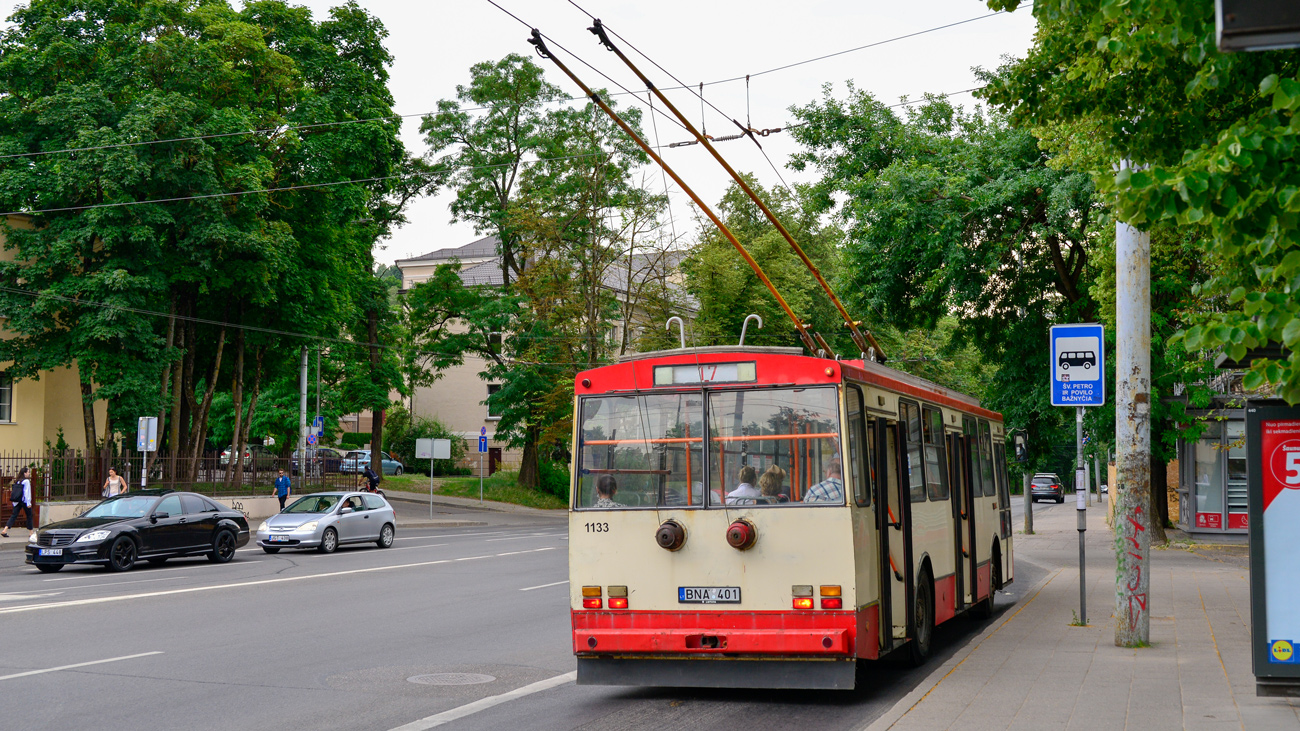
[
  {"x1": 306, "y1": 433, "x2": 317, "y2": 446},
  {"x1": 1050, "y1": 323, "x2": 1106, "y2": 407},
  {"x1": 478, "y1": 436, "x2": 488, "y2": 453}
]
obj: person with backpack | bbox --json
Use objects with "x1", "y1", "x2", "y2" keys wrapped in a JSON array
[
  {"x1": 362, "y1": 463, "x2": 381, "y2": 493},
  {"x1": 2, "y1": 467, "x2": 35, "y2": 540}
]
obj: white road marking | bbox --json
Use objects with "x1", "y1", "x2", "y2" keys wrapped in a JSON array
[
  {"x1": 0, "y1": 592, "x2": 63, "y2": 602},
  {"x1": 388, "y1": 671, "x2": 577, "y2": 731},
  {"x1": 0, "y1": 547, "x2": 558, "y2": 615},
  {"x1": 385, "y1": 543, "x2": 448, "y2": 552},
  {"x1": 0, "y1": 651, "x2": 163, "y2": 682},
  {"x1": 54, "y1": 576, "x2": 190, "y2": 591},
  {"x1": 44, "y1": 564, "x2": 189, "y2": 580},
  {"x1": 519, "y1": 580, "x2": 567, "y2": 592}
]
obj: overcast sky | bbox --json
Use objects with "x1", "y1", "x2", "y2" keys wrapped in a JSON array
[{"x1": 8, "y1": 0, "x2": 1041, "y2": 265}]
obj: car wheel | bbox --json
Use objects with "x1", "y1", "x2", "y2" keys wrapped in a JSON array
[
  {"x1": 318, "y1": 527, "x2": 338, "y2": 554},
  {"x1": 108, "y1": 536, "x2": 137, "y2": 572},
  {"x1": 394, "y1": 466, "x2": 404, "y2": 476},
  {"x1": 147, "y1": 558, "x2": 168, "y2": 566},
  {"x1": 1058, "y1": 496, "x2": 1065, "y2": 504},
  {"x1": 36, "y1": 564, "x2": 63, "y2": 573},
  {"x1": 208, "y1": 530, "x2": 237, "y2": 563},
  {"x1": 377, "y1": 523, "x2": 395, "y2": 548},
  {"x1": 906, "y1": 567, "x2": 935, "y2": 667},
  {"x1": 262, "y1": 546, "x2": 281, "y2": 554}
]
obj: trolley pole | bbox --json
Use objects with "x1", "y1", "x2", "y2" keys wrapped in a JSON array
[
  {"x1": 298, "y1": 347, "x2": 308, "y2": 496},
  {"x1": 1076, "y1": 406, "x2": 1087, "y2": 626}
]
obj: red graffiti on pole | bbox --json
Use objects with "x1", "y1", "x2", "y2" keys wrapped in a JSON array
[{"x1": 1122, "y1": 505, "x2": 1147, "y2": 630}]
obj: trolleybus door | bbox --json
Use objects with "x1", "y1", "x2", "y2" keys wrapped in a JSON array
[
  {"x1": 879, "y1": 422, "x2": 908, "y2": 644},
  {"x1": 962, "y1": 416, "x2": 985, "y2": 604},
  {"x1": 947, "y1": 431, "x2": 970, "y2": 608}
]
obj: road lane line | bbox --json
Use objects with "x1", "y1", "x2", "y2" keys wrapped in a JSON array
[
  {"x1": 0, "y1": 651, "x2": 163, "y2": 682},
  {"x1": 0, "y1": 592, "x2": 63, "y2": 602},
  {"x1": 385, "y1": 543, "x2": 448, "y2": 552},
  {"x1": 53, "y1": 576, "x2": 190, "y2": 591},
  {"x1": 0, "y1": 547, "x2": 558, "y2": 615},
  {"x1": 43, "y1": 564, "x2": 190, "y2": 580},
  {"x1": 389, "y1": 671, "x2": 577, "y2": 731},
  {"x1": 485, "y1": 534, "x2": 564, "y2": 542},
  {"x1": 519, "y1": 580, "x2": 567, "y2": 591}
]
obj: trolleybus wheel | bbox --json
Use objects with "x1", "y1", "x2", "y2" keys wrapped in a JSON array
[
  {"x1": 972, "y1": 545, "x2": 1000, "y2": 619},
  {"x1": 906, "y1": 567, "x2": 935, "y2": 667}
]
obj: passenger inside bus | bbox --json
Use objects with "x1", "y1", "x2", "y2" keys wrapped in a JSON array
[
  {"x1": 758, "y1": 465, "x2": 789, "y2": 504},
  {"x1": 725, "y1": 466, "x2": 761, "y2": 505},
  {"x1": 593, "y1": 475, "x2": 624, "y2": 508},
  {"x1": 803, "y1": 461, "x2": 844, "y2": 503}
]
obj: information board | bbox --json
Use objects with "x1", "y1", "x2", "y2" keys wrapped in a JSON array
[
  {"x1": 1050, "y1": 323, "x2": 1106, "y2": 407},
  {"x1": 1248, "y1": 401, "x2": 1300, "y2": 695}
]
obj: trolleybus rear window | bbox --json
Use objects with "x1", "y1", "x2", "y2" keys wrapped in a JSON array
[
  {"x1": 707, "y1": 387, "x2": 843, "y2": 506},
  {"x1": 576, "y1": 393, "x2": 705, "y2": 509}
]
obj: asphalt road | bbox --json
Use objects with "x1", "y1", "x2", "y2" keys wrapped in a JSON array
[{"x1": 0, "y1": 503, "x2": 1051, "y2": 731}]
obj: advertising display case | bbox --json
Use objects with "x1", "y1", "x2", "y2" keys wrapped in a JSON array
[{"x1": 1247, "y1": 400, "x2": 1300, "y2": 696}]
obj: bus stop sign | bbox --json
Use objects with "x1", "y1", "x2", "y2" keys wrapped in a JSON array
[{"x1": 1050, "y1": 323, "x2": 1105, "y2": 407}]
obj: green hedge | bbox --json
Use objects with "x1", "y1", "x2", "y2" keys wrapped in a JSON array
[{"x1": 338, "y1": 433, "x2": 372, "y2": 450}]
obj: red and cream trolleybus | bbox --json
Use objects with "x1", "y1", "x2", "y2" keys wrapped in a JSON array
[{"x1": 568, "y1": 345, "x2": 1014, "y2": 689}]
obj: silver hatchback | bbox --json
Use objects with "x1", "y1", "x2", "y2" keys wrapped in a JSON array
[{"x1": 256, "y1": 492, "x2": 396, "y2": 554}]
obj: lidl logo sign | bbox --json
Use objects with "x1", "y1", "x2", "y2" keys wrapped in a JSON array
[{"x1": 1271, "y1": 639, "x2": 1296, "y2": 663}]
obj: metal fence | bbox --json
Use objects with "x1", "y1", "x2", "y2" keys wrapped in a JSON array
[{"x1": 0, "y1": 448, "x2": 365, "y2": 504}]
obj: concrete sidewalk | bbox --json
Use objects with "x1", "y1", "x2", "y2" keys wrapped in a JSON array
[{"x1": 869, "y1": 500, "x2": 1300, "y2": 730}]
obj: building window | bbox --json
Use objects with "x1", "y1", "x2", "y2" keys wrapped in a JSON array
[
  {"x1": 487, "y1": 384, "x2": 502, "y2": 419},
  {"x1": 0, "y1": 372, "x2": 11, "y2": 422}
]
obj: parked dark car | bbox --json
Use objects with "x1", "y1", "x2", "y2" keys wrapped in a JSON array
[
  {"x1": 292, "y1": 447, "x2": 344, "y2": 475},
  {"x1": 25, "y1": 489, "x2": 250, "y2": 573},
  {"x1": 1030, "y1": 473, "x2": 1065, "y2": 503}
]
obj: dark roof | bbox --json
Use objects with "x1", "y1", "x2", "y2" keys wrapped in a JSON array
[{"x1": 397, "y1": 235, "x2": 499, "y2": 264}]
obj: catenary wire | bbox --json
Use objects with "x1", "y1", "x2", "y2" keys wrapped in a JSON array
[{"x1": 1, "y1": 4, "x2": 1020, "y2": 162}]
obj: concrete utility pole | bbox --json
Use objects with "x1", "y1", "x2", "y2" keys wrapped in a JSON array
[
  {"x1": 1115, "y1": 190, "x2": 1152, "y2": 647},
  {"x1": 298, "y1": 347, "x2": 308, "y2": 495}
]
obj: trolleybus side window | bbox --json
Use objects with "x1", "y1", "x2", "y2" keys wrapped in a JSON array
[
  {"x1": 963, "y1": 416, "x2": 983, "y2": 497},
  {"x1": 900, "y1": 400, "x2": 926, "y2": 503},
  {"x1": 979, "y1": 420, "x2": 996, "y2": 497},
  {"x1": 922, "y1": 406, "x2": 950, "y2": 501},
  {"x1": 576, "y1": 393, "x2": 704, "y2": 509},
  {"x1": 847, "y1": 386, "x2": 872, "y2": 507},
  {"x1": 706, "y1": 387, "x2": 843, "y2": 506}
]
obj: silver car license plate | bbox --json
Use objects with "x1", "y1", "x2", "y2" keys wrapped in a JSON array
[
  {"x1": 679, "y1": 586, "x2": 741, "y2": 604},
  {"x1": 38, "y1": 548, "x2": 63, "y2": 556}
]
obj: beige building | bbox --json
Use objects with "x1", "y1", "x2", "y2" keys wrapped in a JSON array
[
  {"x1": 0, "y1": 215, "x2": 107, "y2": 453},
  {"x1": 393, "y1": 235, "x2": 690, "y2": 476}
]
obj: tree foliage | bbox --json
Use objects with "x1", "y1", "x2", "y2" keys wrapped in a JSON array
[{"x1": 982, "y1": 0, "x2": 1300, "y2": 403}]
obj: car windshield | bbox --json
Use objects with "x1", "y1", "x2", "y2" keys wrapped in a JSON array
[
  {"x1": 345, "y1": 451, "x2": 368, "y2": 460},
  {"x1": 284, "y1": 495, "x2": 341, "y2": 513},
  {"x1": 1032, "y1": 477, "x2": 1057, "y2": 485},
  {"x1": 83, "y1": 495, "x2": 157, "y2": 519}
]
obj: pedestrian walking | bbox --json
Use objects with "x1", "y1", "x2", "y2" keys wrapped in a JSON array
[
  {"x1": 273, "y1": 469, "x2": 291, "y2": 511},
  {"x1": 2, "y1": 467, "x2": 35, "y2": 540},
  {"x1": 102, "y1": 467, "x2": 126, "y2": 498}
]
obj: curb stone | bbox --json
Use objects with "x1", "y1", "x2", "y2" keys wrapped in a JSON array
[{"x1": 857, "y1": 567, "x2": 1064, "y2": 731}]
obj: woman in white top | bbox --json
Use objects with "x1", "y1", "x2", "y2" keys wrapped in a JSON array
[
  {"x1": 725, "y1": 465, "x2": 761, "y2": 505},
  {"x1": 2, "y1": 467, "x2": 35, "y2": 539},
  {"x1": 102, "y1": 468, "x2": 126, "y2": 498}
]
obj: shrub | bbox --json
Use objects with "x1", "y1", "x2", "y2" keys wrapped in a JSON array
[
  {"x1": 538, "y1": 459, "x2": 571, "y2": 500},
  {"x1": 338, "y1": 433, "x2": 372, "y2": 450},
  {"x1": 383, "y1": 405, "x2": 468, "y2": 476}
]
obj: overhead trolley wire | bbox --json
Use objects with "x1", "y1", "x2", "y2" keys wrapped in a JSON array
[{"x1": 0, "y1": 5, "x2": 1019, "y2": 163}]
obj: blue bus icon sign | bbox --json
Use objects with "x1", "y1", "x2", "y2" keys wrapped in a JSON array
[{"x1": 1050, "y1": 323, "x2": 1105, "y2": 407}]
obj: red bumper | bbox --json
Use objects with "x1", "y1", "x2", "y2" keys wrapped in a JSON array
[{"x1": 573, "y1": 609, "x2": 869, "y2": 657}]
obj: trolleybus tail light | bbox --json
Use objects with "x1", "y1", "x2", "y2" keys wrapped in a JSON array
[
  {"x1": 821, "y1": 598, "x2": 843, "y2": 609},
  {"x1": 725, "y1": 519, "x2": 756, "y2": 550},
  {"x1": 582, "y1": 598, "x2": 603, "y2": 609},
  {"x1": 582, "y1": 586, "x2": 602, "y2": 608},
  {"x1": 608, "y1": 585, "x2": 628, "y2": 607},
  {"x1": 793, "y1": 597, "x2": 814, "y2": 610},
  {"x1": 655, "y1": 520, "x2": 686, "y2": 551},
  {"x1": 819, "y1": 585, "x2": 843, "y2": 609}
]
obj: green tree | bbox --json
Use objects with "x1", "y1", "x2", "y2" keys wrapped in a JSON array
[
  {"x1": 787, "y1": 90, "x2": 1099, "y2": 470},
  {"x1": 981, "y1": 0, "x2": 1300, "y2": 403},
  {"x1": 0, "y1": 0, "x2": 410, "y2": 478}
]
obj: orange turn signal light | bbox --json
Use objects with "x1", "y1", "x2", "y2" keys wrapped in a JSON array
[
  {"x1": 582, "y1": 598, "x2": 603, "y2": 609},
  {"x1": 820, "y1": 585, "x2": 841, "y2": 597},
  {"x1": 821, "y1": 597, "x2": 843, "y2": 609},
  {"x1": 608, "y1": 597, "x2": 629, "y2": 609},
  {"x1": 581, "y1": 586, "x2": 602, "y2": 598},
  {"x1": 793, "y1": 597, "x2": 814, "y2": 610}
]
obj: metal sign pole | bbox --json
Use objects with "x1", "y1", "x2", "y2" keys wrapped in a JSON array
[
  {"x1": 1077, "y1": 406, "x2": 1087, "y2": 626},
  {"x1": 479, "y1": 451, "x2": 484, "y2": 504}
]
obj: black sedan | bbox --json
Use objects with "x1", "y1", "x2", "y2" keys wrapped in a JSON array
[{"x1": 26, "y1": 489, "x2": 250, "y2": 573}]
